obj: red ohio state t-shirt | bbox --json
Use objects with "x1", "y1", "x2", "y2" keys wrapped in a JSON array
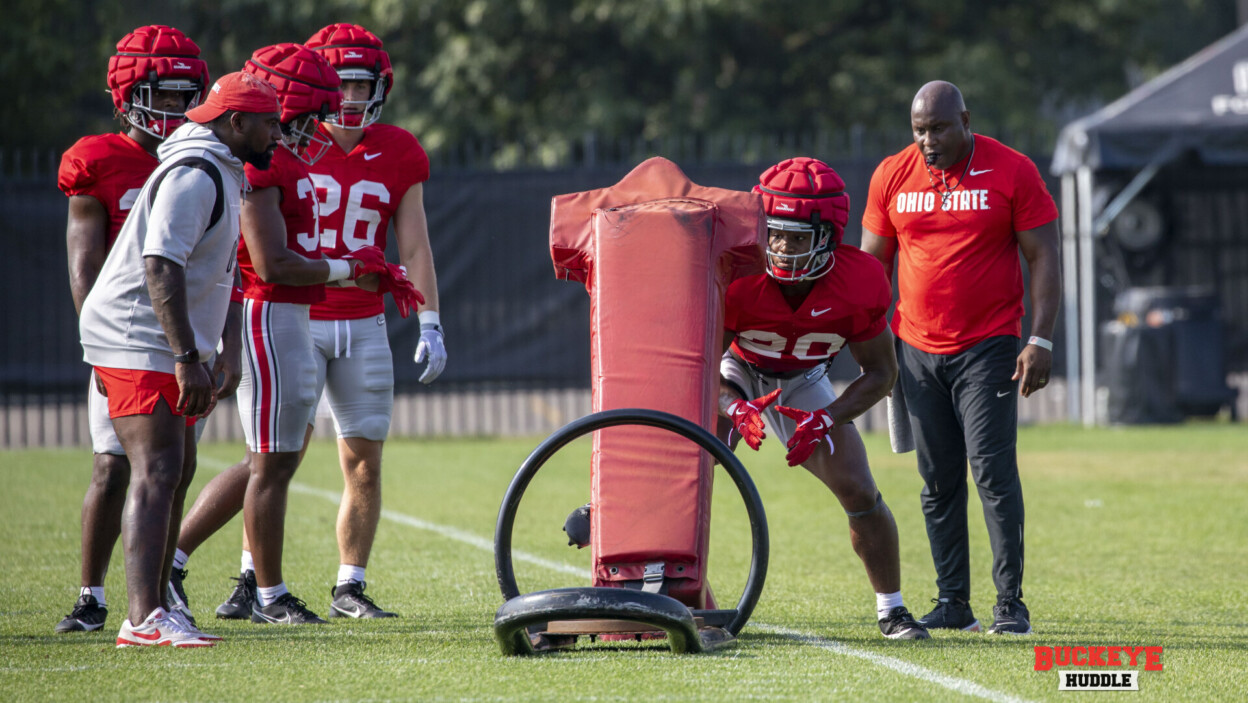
[
  {"x1": 862, "y1": 135, "x2": 1058, "y2": 354},
  {"x1": 58, "y1": 133, "x2": 159, "y2": 251},
  {"x1": 725, "y1": 246, "x2": 891, "y2": 373},
  {"x1": 307, "y1": 123, "x2": 429, "y2": 321},
  {"x1": 240, "y1": 147, "x2": 325, "y2": 305}
]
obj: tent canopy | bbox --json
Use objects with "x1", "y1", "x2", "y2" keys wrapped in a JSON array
[{"x1": 1052, "y1": 23, "x2": 1248, "y2": 174}]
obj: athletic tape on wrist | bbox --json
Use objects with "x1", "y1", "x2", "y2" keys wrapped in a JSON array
[
  {"x1": 1027, "y1": 336, "x2": 1053, "y2": 351},
  {"x1": 326, "y1": 258, "x2": 352, "y2": 282}
]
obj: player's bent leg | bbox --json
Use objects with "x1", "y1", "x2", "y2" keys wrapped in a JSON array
[
  {"x1": 178, "y1": 456, "x2": 249, "y2": 557},
  {"x1": 801, "y1": 425, "x2": 901, "y2": 594}
]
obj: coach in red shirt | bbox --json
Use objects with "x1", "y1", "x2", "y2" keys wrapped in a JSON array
[{"x1": 861, "y1": 80, "x2": 1061, "y2": 636}]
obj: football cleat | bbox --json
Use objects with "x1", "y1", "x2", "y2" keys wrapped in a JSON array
[
  {"x1": 167, "y1": 566, "x2": 196, "y2": 627},
  {"x1": 251, "y1": 593, "x2": 327, "y2": 625},
  {"x1": 878, "y1": 606, "x2": 932, "y2": 640},
  {"x1": 328, "y1": 580, "x2": 398, "y2": 619},
  {"x1": 55, "y1": 593, "x2": 107, "y2": 633},
  {"x1": 215, "y1": 570, "x2": 257, "y2": 620}
]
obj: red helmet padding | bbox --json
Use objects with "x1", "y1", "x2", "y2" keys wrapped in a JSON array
[
  {"x1": 305, "y1": 23, "x2": 393, "y2": 100},
  {"x1": 107, "y1": 25, "x2": 209, "y2": 112},
  {"x1": 753, "y1": 156, "x2": 850, "y2": 245},
  {"x1": 245, "y1": 43, "x2": 342, "y2": 123}
]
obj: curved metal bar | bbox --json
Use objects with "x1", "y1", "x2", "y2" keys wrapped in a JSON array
[
  {"x1": 494, "y1": 587, "x2": 702, "y2": 655},
  {"x1": 494, "y1": 408, "x2": 768, "y2": 639}
]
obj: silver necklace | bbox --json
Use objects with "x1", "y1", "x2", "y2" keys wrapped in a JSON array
[{"x1": 926, "y1": 136, "x2": 975, "y2": 209}]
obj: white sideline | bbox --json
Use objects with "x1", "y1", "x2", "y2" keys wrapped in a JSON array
[{"x1": 199, "y1": 456, "x2": 1033, "y2": 702}]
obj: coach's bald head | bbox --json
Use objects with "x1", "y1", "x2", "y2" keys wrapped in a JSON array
[{"x1": 911, "y1": 81, "x2": 973, "y2": 170}]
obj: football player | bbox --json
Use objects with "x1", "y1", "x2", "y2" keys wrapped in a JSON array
[
  {"x1": 285, "y1": 22, "x2": 445, "y2": 618},
  {"x1": 168, "y1": 43, "x2": 422, "y2": 626},
  {"x1": 55, "y1": 25, "x2": 233, "y2": 635},
  {"x1": 718, "y1": 157, "x2": 930, "y2": 640}
]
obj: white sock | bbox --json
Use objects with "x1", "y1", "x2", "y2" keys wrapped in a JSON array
[
  {"x1": 241, "y1": 550, "x2": 255, "y2": 574},
  {"x1": 337, "y1": 564, "x2": 366, "y2": 587},
  {"x1": 173, "y1": 549, "x2": 190, "y2": 570},
  {"x1": 83, "y1": 585, "x2": 105, "y2": 607},
  {"x1": 256, "y1": 582, "x2": 289, "y2": 607},
  {"x1": 876, "y1": 591, "x2": 904, "y2": 620}
]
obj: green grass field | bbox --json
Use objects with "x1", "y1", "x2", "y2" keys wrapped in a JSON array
[{"x1": 3, "y1": 423, "x2": 1246, "y2": 702}]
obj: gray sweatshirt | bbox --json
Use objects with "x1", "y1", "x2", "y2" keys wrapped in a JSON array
[{"x1": 80, "y1": 123, "x2": 245, "y2": 373}]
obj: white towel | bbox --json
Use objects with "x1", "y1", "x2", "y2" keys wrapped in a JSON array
[{"x1": 887, "y1": 380, "x2": 915, "y2": 454}]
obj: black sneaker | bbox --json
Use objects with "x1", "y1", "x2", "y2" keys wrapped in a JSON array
[
  {"x1": 251, "y1": 593, "x2": 327, "y2": 625},
  {"x1": 55, "y1": 593, "x2": 107, "y2": 633},
  {"x1": 918, "y1": 597, "x2": 982, "y2": 632},
  {"x1": 878, "y1": 606, "x2": 931, "y2": 640},
  {"x1": 329, "y1": 580, "x2": 398, "y2": 619},
  {"x1": 215, "y1": 570, "x2": 257, "y2": 620},
  {"x1": 168, "y1": 567, "x2": 196, "y2": 627},
  {"x1": 987, "y1": 597, "x2": 1032, "y2": 634}
]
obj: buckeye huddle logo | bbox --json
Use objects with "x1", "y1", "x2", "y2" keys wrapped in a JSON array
[{"x1": 1035, "y1": 645, "x2": 1162, "y2": 691}]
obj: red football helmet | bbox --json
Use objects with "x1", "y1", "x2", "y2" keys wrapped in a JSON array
[
  {"x1": 107, "y1": 25, "x2": 209, "y2": 139},
  {"x1": 753, "y1": 157, "x2": 850, "y2": 283},
  {"x1": 305, "y1": 23, "x2": 393, "y2": 128},
  {"x1": 244, "y1": 44, "x2": 342, "y2": 165}
]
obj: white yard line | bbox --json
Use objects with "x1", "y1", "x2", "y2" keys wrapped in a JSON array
[{"x1": 199, "y1": 455, "x2": 1034, "y2": 702}]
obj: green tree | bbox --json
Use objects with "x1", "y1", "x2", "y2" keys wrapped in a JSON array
[{"x1": 3, "y1": 0, "x2": 1239, "y2": 166}]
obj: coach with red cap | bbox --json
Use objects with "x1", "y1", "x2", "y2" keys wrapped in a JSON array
[{"x1": 79, "y1": 71, "x2": 282, "y2": 648}]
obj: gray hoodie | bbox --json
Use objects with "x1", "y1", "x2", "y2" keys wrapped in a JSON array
[{"x1": 80, "y1": 122, "x2": 246, "y2": 374}]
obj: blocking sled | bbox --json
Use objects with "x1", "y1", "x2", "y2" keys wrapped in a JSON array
[{"x1": 493, "y1": 158, "x2": 770, "y2": 654}]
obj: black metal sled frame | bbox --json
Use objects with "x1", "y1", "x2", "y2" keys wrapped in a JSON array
[{"x1": 493, "y1": 408, "x2": 769, "y2": 655}]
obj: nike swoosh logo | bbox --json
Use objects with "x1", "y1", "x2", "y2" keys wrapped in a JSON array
[
  {"x1": 131, "y1": 629, "x2": 161, "y2": 641},
  {"x1": 811, "y1": 308, "x2": 832, "y2": 317},
  {"x1": 996, "y1": 390, "x2": 1011, "y2": 398},
  {"x1": 776, "y1": 203, "x2": 796, "y2": 211},
  {"x1": 969, "y1": 168, "x2": 992, "y2": 176},
  {"x1": 364, "y1": 152, "x2": 382, "y2": 161},
  {"x1": 254, "y1": 610, "x2": 290, "y2": 624}
]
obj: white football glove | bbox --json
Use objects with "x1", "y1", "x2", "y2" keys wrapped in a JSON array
[{"x1": 414, "y1": 311, "x2": 446, "y2": 384}]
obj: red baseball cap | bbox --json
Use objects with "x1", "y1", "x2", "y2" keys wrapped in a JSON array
[{"x1": 185, "y1": 71, "x2": 281, "y2": 123}]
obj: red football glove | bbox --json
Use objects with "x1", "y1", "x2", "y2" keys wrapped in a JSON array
[
  {"x1": 377, "y1": 263, "x2": 425, "y2": 318},
  {"x1": 342, "y1": 245, "x2": 388, "y2": 280},
  {"x1": 726, "y1": 388, "x2": 782, "y2": 451},
  {"x1": 776, "y1": 405, "x2": 834, "y2": 466}
]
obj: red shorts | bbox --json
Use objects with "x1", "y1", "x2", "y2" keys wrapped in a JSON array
[{"x1": 93, "y1": 366, "x2": 198, "y2": 426}]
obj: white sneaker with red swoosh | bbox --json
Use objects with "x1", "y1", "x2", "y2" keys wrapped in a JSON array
[{"x1": 116, "y1": 607, "x2": 216, "y2": 648}]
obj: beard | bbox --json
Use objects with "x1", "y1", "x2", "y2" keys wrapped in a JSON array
[{"x1": 245, "y1": 144, "x2": 276, "y2": 170}]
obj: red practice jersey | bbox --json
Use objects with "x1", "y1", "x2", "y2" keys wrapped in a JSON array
[
  {"x1": 862, "y1": 135, "x2": 1058, "y2": 354},
  {"x1": 57, "y1": 132, "x2": 159, "y2": 251},
  {"x1": 726, "y1": 245, "x2": 891, "y2": 373},
  {"x1": 307, "y1": 123, "x2": 429, "y2": 320},
  {"x1": 240, "y1": 147, "x2": 325, "y2": 305}
]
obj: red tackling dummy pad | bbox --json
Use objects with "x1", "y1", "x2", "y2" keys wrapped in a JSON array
[{"x1": 550, "y1": 158, "x2": 764, "y2": 608}]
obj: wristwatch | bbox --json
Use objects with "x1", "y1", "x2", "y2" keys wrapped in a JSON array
[{"x1": 173, "y1": 349, "x2": 200, "y2": 365}]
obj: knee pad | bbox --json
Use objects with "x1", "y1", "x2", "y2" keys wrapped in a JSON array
[
  {"x1": 350, "y1": 416, "x2": 391, "y2": 442},
  {"x1": 846, "y1": 491, "x2": 884, "y2": 518}
]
